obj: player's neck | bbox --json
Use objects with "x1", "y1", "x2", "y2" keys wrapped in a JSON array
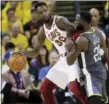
[
  {"x1": 84, "y1": 25, "x2": 91, "y2": 32},
  {"x1": 45, "y1": 16, "x2": 53, "y2": 29}
]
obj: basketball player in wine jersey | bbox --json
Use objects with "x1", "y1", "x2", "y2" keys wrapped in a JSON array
[{"x1": 24, "y1": 2, "x2": 87, "y2": 104}]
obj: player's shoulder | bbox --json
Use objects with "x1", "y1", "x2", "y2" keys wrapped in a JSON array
[
  {"x1": 55, "y1": 15, "x2": 67, "y2": 23},
  {"x1": 93, "y1": 26, "x2": 103, "y2": 33},
  {"x1": 55, "y1": 15, "x2": 69, "y2": 29},
  {"x1": 93, "y1": 27, "x2": 106, "y2": 40},
  {"x1": 76, "y1": 35, "x2": 88, "y2": 43},
  {"x1": 74, "y1": 35, "x2": 89, "y2": 51}
]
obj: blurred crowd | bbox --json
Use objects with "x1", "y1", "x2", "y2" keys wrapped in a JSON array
[{"x1": 1, "y1": 1, "x2": 109, "y2": 104}]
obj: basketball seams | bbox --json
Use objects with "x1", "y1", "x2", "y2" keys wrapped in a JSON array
[
  {"x1": 8, "y1": 53, "x2": 27, "y2": 71},
  {"x1": 9, "y1": 55, "x2": 20, "y2": 70},
  {"x1": 16, "y1": 55, "x2": 26, "y2": 71}
]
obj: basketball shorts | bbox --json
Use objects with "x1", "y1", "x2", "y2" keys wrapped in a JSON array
[{"x1": 46, "y1": 56, "x2": 82, "y2": 89}]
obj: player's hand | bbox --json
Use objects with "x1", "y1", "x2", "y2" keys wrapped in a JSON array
[{"x1": 65, "y1": 38, "x2": 75, "y2": 54}]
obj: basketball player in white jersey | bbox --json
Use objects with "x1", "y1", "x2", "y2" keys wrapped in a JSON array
[{"x1": 23, "y1": 2, "x2": 87, "y2": 104}]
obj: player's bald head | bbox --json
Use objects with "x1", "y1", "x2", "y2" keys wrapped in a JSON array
[
  {"x1": 90, "y1": 8, "x2": 100, "y2": 16},
  {"x1": 89, "y1": 8, "x2": 100, "y2": 26}
]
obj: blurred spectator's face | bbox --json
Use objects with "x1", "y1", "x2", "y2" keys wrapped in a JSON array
[
  {"x1": 7, "y1": 10, "x2": 15, "y2": 19},
  {"x1": 11, "y1": 24, "x2": 20, "y2": 36},
  {"x1": 10, "y1": 1, "x2": 18, "y2": 9},
  {"x1": 36, "y1": 5, "x2": 51, "y2": 23},
  {"x1": 90, "y1": 9, "x2": 100, "y2": 26},
  {"x1": 2, "y1": 35, "x2": 11, "y2": 45},
  {"x1": 49, "y1": 51, "x2": 59, "y2": 66}
]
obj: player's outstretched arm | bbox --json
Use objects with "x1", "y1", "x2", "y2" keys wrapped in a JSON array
[
  {"x1": 65, "y1": 36, "x2": 88, "y2": 65},
  {"x1": 56, "y1": 17, "x2": 76, "y2": 37},
  {"x1": 23, "y1": 27, "x2": 46, "y2": 58}
]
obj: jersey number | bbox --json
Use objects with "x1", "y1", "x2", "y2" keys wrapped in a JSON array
[
  {"x1": 93, "y1": 45, "x2": 101, "y2": 62},
  {"x1": 55, "y1": 36, "x2": 66, "y2": 46}
]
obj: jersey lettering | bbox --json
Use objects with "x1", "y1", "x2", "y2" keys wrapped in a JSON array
[
  {"x1": 93, "y1": 45, "x2": 101, "y2": 62},
  {"x1": 48, "y1": 29, "x2": 66, "y2": 46}
]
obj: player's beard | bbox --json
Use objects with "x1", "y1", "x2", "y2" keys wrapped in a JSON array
[{"x1": 44, "y1": 15, "x2": 51, "y2": 23}]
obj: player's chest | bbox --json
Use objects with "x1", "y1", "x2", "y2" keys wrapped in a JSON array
[{"x1": 46, "y1": 28, "x2": 67, "y2": 46}]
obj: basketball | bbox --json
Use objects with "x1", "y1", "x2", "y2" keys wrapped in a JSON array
[{"x1": 8, "y1": 52, "x2": 27, "y2": 72}]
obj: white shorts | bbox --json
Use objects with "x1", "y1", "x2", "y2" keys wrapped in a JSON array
[{"x1": 46, "y1": 56, "x2": 82, "y2": 89}]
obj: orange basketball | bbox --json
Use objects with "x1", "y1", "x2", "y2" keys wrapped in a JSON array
[{"x1": 8, "y1": 52, "x2": 27, "y2": 72}]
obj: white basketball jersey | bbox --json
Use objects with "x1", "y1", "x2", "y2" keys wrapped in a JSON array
[{"x1": 43, "y1": 15, "x2": 67, "y2": 54}]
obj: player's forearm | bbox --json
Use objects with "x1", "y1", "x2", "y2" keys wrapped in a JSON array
[
  {"x1": 23, "y1": 49, "x2": 39, "y2": 58},
  {"x1": 67, "y1": 51, "x2": 80, "y2": 65}
]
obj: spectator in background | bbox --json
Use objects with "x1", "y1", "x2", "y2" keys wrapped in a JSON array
[
  {"x1": 10, "y1": 23, "x2": 28, "y2": 51},
  {"x1": 29, "y1": 45, "x2": 49, "y2": 83},
  {"x1": 2, "y1": 1, "x2": 24, "y2": 33},
  {"x1": 2, "y1": 1, "x2": 32, "y2": 25},
  {"x1": 2, "y1": 53, "x2": 42, "y2": 104},
  {"x1": 2, "y1": 1, "x2": 19, "y2": 21},
  {"x1": 2, "y1": 42, "x2": 15, "y2": 74},
  {"x1": 2, "y1": 1, "x2": 23, "y2": 21},
  {"x1": 2, "y1": 7, "x2": 23, "y2": 33},
  {"x1": 4, "y1": 42, "x2": 15, "y2": 61},
  {"x1": 6, "y1": 8, "x2": 24, "y2": 33},
  {"x1": 1, "y1": 33, "x2": 11, "y2": 60},
  {"x1": 22, "y1": 1, "x2": 32, "y2": 25}
]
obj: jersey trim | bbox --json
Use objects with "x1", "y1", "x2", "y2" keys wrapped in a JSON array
[{"x1": 80, "y1": 27, "x2": 95, "y2": 35}]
